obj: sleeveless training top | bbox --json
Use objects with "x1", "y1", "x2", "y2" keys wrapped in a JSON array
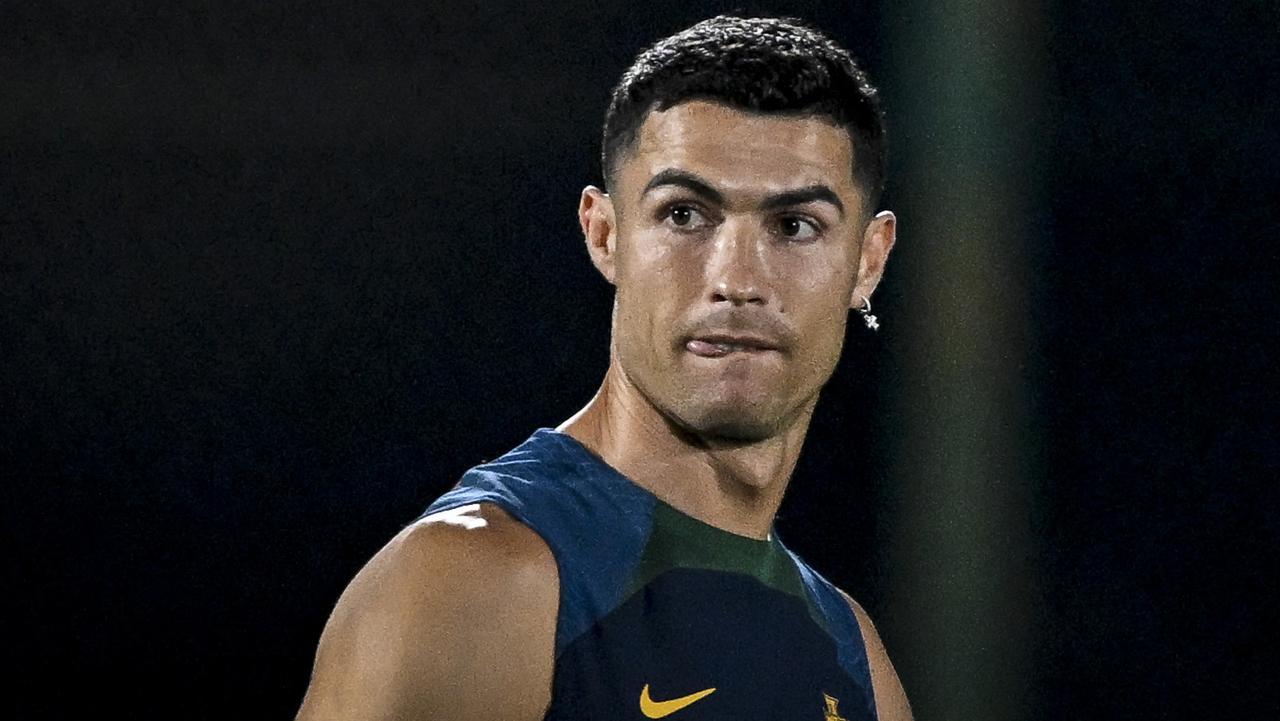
[{"x1": 421, "y1": 428, "x2": 878, "y2": 721}]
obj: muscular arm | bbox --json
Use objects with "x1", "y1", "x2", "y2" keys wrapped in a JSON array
[
  {"x1": 841, "y1": 591, "x2": 913, "y2": 721},
  {"x1": 295, "y1": 503, "x2": 559, "y2": 721}
]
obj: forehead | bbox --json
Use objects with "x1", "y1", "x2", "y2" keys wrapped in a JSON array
[{"x1": 622, "y1": 100, "x2": 859, "y2": 203}]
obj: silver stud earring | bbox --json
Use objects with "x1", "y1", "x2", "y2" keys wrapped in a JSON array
[{"x1": 858, "y1": 296, "x2": 879, "y2": 331}]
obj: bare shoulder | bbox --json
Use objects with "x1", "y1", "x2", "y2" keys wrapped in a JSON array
[
  {"x1": 384, "y1": 502, "x2": 558, "y2": 583},
  {"x1": 295, "y1": 502, "x2": 559, "y2": 721},
  {"x1": 836, "y1": 588, "x2": 914, "y2": 721}
]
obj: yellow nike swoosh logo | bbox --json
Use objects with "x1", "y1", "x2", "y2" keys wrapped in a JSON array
[{"x1": 639, "y1": 683, "x2": 717, "y2": 718}]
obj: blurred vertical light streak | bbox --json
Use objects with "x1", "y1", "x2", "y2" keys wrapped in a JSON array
[{"x1": 880, "y1": 2, "x2": 1045, "y2": 720}]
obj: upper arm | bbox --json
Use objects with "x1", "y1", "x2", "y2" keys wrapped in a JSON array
[
  {"x1": 841, "y1": 590, "x2": 913, "y2": 721},
  {"x1": 295, "y1": 503, "x2": 560, "y2": 721}
]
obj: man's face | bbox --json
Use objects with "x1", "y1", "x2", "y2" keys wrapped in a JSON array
[{"x1": 584, "y1": 100, "x2": 893, "y2": 442}]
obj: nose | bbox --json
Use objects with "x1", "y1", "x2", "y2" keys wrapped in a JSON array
[{"x1": 707, "y1": 220, "x2": 770, "y2": 306}]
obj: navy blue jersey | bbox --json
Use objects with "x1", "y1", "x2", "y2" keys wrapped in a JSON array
[{"x1": 422, "y1": 428, "x2": 877, "y2": 721}]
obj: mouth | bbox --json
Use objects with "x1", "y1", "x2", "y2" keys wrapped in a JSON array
[{"x1": 685, "y1": 335, "x2": 781, "y2": 358}]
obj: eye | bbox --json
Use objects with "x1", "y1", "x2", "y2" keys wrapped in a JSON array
[
  {"x1": 662, "y1": 204, "x2": 712, "y2": 231},
  {"x1": 777, "y1": 215, "x2": 821, "y2": 241}
]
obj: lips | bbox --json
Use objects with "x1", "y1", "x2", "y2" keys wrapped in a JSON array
[{"x1": 685, "y1": 335, "x2": 780, "y2": 358}]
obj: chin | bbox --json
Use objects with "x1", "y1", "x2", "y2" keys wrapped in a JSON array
[{"x1": 671, "y1": 402, "x2": 782, "y2": 444}]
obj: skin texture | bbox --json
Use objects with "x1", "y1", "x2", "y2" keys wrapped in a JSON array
[
  {"x1": 296, "y1": 100, "x2": 909, "y2": 721},
  {"x1": 295, "y1": 503, "x2": 559, "y2": 720},
  {"x1": 562, "y1": 100, "x2": 896, "y2": 540}
]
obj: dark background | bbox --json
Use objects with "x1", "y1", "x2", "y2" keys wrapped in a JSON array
[{"x1": 2, "y1": 1, "x2": 1275, "y2": 719}]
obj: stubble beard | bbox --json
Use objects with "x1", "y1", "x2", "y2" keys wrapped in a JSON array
[{"x1": 625, "y1": 351, "x2": 795, "y2": 445}]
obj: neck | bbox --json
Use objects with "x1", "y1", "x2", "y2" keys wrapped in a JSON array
[{"x1": 557, "y1": 360, "x2": 817, "y2": 541}]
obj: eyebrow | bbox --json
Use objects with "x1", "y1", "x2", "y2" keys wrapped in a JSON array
[{"x1": 641, "y1": 168, "x2": 845, "y2": 219}]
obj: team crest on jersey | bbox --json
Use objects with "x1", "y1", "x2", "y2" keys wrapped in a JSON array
[{"x1": 822, "y1": 692, "x2": 847, "y2": 721}]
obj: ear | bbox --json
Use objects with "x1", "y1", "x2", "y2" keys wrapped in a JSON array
[
  {"x1": 849, "y1": 210, "x2": 897, "y2": 310},
  {"x1": 579, "y1": 186, "x2": 618, "y2": 285}
]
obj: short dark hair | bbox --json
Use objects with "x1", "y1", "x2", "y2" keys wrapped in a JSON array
[{"x1": 602, "y1": 15, "x2": 887, "y2": 214}]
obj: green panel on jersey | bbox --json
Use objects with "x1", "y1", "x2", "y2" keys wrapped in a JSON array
[{"x1": 625, "y1": 501, "x2": 808, "y2": 602}]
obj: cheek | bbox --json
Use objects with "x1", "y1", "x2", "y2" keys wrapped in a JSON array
[
  {"x1": 773, "y1": 248, "x2": 853, "y2": 317},
  {"x1": 785, "y1": 261, "x2": 855, "y2": 362},
  {"x1": 627, "y1": 231, "x2": 686, "y2": 277},
  {"x1": 783, "y1": 243, "x2": 857, "y2": 293},
  {"x1": 618, "y1": 234, "x2": 697, "y2": 308},
  {"x1": 614, "y1": 239, "x2": 690, "y2": 352}
]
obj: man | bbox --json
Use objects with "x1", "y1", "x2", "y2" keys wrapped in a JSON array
[{"x1": 296, "y1": 15, "x2": 909, "y2": 721}]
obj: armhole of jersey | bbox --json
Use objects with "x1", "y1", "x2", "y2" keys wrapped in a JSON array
[
  {"x1": 789, "y1": 555, "x2": 879, "y2": 720},
  {"x1": 419, "y1": 469, "x2": 656, "y2": 661}
]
